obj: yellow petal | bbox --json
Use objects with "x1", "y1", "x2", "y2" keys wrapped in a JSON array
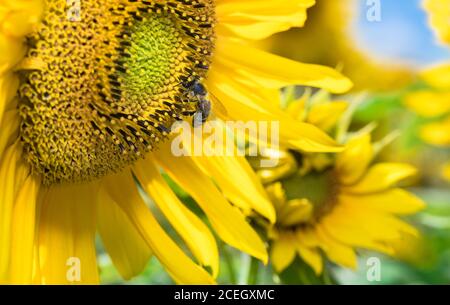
[
  {"x1": 423, "y1": 0, "x2": 450, "y2": 45},
  {"x1": 39, "y1": 183, "x2": 99, "y2": 284},
  {"x1": 0, "y1": 142, "x2": 25, "y2": 281},
  {"x1": 340, "y1": 189, "x2": 426, "y2": 215},
  {"x1": 314, "y1": 225, "x2": 357, "y2": 269},
  {"x1": 0, "y1": 35, "x2": 26, "y2": 74},
  {"x1": 133, "y1": 158, "x2": 219, "y2": 277},
  {"x1": 294, "y1": 237, "x2": 323, "y2": 275},
  {"x1": 0, "y1": 109, "x2": 19, "y2": 160},
  {"x1": 97, "y1": 188, "x2": 152, "y2": 281},
  {"x1": 421, "y1": 63, "x2": 450, "y2": 89},
  {"x1": 338, "y1": 201, "x2": 419, "y2": 237},
  {"x1": 0, "y1": 74, "x2": 19, "y2": 124},
  {"x1": 0, "y1": 0, "x2": 44, "y2": 74},
  {"x1": 270, "y1": 233, "x2": 297, "y2": 272},
  {"x1": 443, "y1": 162, "x2": 450, "y2": 181},
  {"x1": 344, "y1": 163, "x2": 418, "y2": 194},
  {"x1": 207, "y1": 69, "x2": 343, "y2": 152},
  {"x1": 336, "y1": 134, "x2": 373, "y2": 185},
  {"x1": 154, "y1": 147, "x2": 268, "y2": 263},
  {"x1": 185, "y1": 125, "x2": 275, "y2": 222},
  {"x1": 320, "y1": 209, "x2": 396, "y2": 255},
  {"x1": 322, "y1": 201, "x2": 418, "y2": 254},
  {"x1": 0, "y1": 0, "x2": 44, "y2": 37},
  {"x1": 213, "y1": 38, "x2": 353, "y2": 93},
  {"x1": 405, "y1": 90, "x2": 450, "y2": 117},
  {"x1": 420, "y1": 117, "x2": 450, "y2": 146},
  {"x1": 216, "y1": 0, "x2": 315, "y2": 40},
  {"x1": 265, "y1": 183, "x2": 288, "y2": 214},
  {"x1": 307, "y1": 101, "x2": 349, "y2": 131},
  {"x1": 9, "y1": 174, "x2": 40, "y2": 284},
  {"x1": 286, "y1": 97, "x2": 307, "y2": 120},
  {"x1": 278, "y1": 199, "x2": 313, "y2": 227},
  {"x1": 102, "y1": 170, "x2": 215, "y2": 284}
]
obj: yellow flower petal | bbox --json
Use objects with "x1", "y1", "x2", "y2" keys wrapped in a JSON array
[
  {"x1": 420, "y1": 117, "x2": 450, "y2": 146},
  {"x1": 9, "y1": 174, "x2": 40, "y2": 284},
  {"x1": 0, "y1": 35, "x2": 26, "y2": 74},
  {"x1": 405, "y1": 90, "x2": 450, "y2": 117},
  {"x1": 320, "y1": 210, "x2": 395, "y2": 255},
  {"x1": 307, "y1": 101, "x2": 349, "y2": 131},
  {"x1": 0, "y1": 109, "x2": 19, "y2": 160},
  {"x1": 314, "y1": 225, "x2": 357, "y2": 269},
  {"x1": 423, "y1": 0, "x2": 450, "y2": 44},
  {"x1": 336, "y1": 134, "x2": 373, "y2": 185},
  {"x1": 133, "y1": 158, "x2": 219, "y2": 277},
  {"x1": 265, "y1": 182, "x2": 288, "y2": 212},
  {"x1": 0, "y1": 142, "x2": 25, "y2": 281},
  {"x1": 278, "y1": 199, "x2": 313, "y2": 226},
  {"x1": 326, "y1": 202, "x2": 419, "y2": 243},
  {"x1": 97, "y1": 188, "x2": 152, "y2": 281},
  {"x1": 183, "y1": 125, "x2": 275, "y2": 222},
  {"x1": 154, "y1": 147, "x2": 268, "y2": 263},
  {"x1": 443, "y1": 162, "x2": 450, "y2": 181},
  {"x1": 207, "y1": 70, "x2": 344, "y2": 152},
  {"x1": 216, "y1": 0, "x2": 315, "y2": 40},
  {"x1": 286, "y1": 97, "x2": 308, "y2": 120},
  {"x1": 340, "y1": 189, "x2": 426, "y2": 215},
  {"x1": 0, "y1": 0, "x2": 44, "y2": 37},
  {"x1": 344, "y1": 163, "x2": 418, "y2": 194},
  {"x1": 102, "y1": 170, "x2": 215, "y2": 284},
  {"x1": 421, "y1": 63, "x2": 450, "y2": 89},
  {"x1": 270, "y1": 232, "x2": 297, "y2": 272},
  {"x1": 0, "y1": 74, "x2": 19, "y2": 124},
  {"x1": 212, "y1": 38, "x2": 353, "y2": 93},
  {"x1": 38, "y1": 183, "x2": 99, "y2": 284},
  {"x1": 0, "y1": 0, "x2": 44, "y2": 74},
  {"x1": 294, "y1": 237, "x2": 323, "y2": 275}
]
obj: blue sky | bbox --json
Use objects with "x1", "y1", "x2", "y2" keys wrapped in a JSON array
[{"x1": 353, "y1": 0, "x2": 450, "y2": 68}]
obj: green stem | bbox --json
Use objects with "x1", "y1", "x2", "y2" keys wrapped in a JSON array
[
  {"x1": 246, "y1": 257, "x2": 260, "y2": 285},
  {"x1": 221, "y1": 244, "x2": 237, "y2": 284}
]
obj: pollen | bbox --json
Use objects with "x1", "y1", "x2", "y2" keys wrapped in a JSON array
[{"x1": 18, "y1": 0, "x2": 216, "y2": 185}]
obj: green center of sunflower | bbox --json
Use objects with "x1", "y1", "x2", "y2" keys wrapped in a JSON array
[{"x1": 18, "y1": 0, "x2": 216, "y2": 185}]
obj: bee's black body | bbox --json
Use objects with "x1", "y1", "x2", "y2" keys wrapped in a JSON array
[{"x1": 182, "y1": 77, "x2": 211, "y2": 127}]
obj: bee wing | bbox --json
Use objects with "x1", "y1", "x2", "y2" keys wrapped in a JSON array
[{"x1": 209, "y1": 92, "x2": 228, "y2": 119}]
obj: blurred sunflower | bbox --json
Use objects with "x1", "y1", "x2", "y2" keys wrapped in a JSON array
[
  {"x1": 249, "y1": 92, "x2": 425, "y2": 275},
  {"x1": 0, "y1": 0, "x2": 352, "y2": 284},
  {"x1": 423, "y1": 0, "x2": 450, "y2": 44},
  {"x1": 405, "y1": 0, "x2": 450, "y2": 181},
  {"x1": 256, "y1": 0, "x2": 413, "y2": 92}
]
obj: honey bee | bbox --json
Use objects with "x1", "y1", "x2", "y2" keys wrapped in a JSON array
[{"x1": 182, "y1": 77, "x2": 226, "y2": 128}]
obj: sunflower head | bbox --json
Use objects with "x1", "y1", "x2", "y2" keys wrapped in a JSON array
[
  {"x1": 248, "y1": 92, "x2": 425, "y2": 274},
  {"x1": 18, "y1": 0, "x2": 216, "y2": 185}
]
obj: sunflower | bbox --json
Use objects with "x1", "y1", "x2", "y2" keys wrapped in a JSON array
[
  {"x1": 423, "y1": 0, "x2": 450, "y2": 44},
  {"x1": 405, "y1": 0, "x2": 450, "y2": 181},
  {"x1": 256, "y1": 0, "x2": 413, "y2": 92},
  {"x1": 0, "y1": 0, "x2": 352, "y2": 284},
  {"x1": 249, "y1": 94, "x2": 425, "y2": 275}
]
